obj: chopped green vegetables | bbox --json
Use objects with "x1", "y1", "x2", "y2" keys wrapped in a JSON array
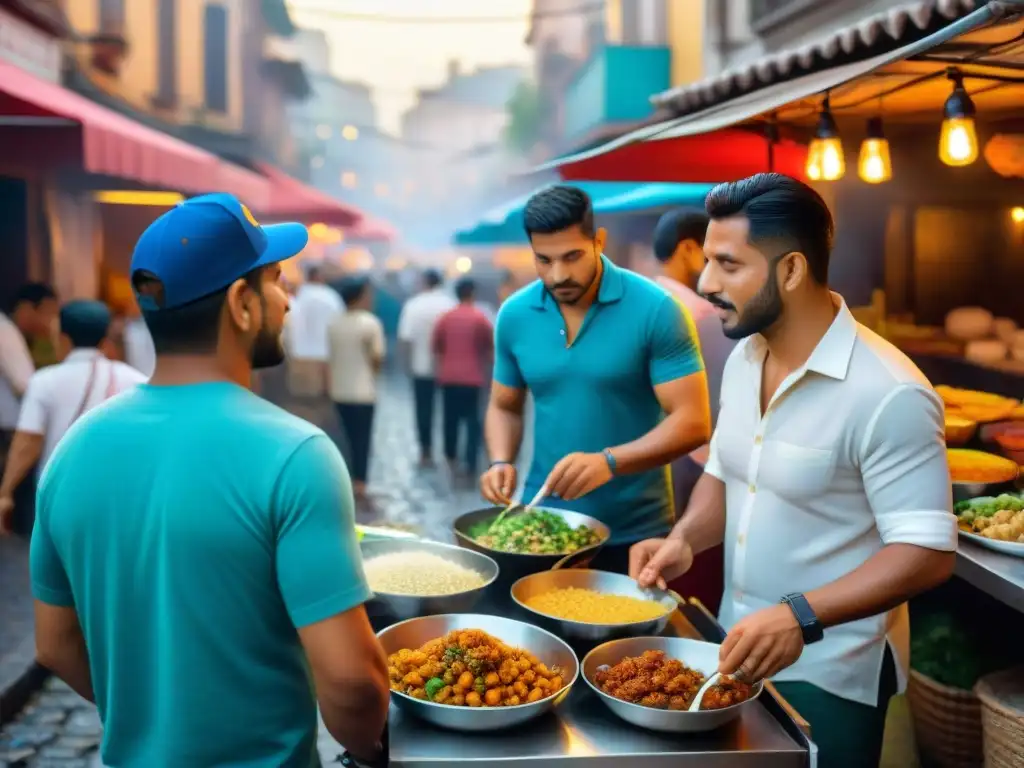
[
  {"x1": 954, "y1": 493, "x2": 1023, "y2": 525},
  {"x1": 469, "y1": 509, "x2": 602, "y2": 554},
  {"x1": 425, "y1": 677, "x2": 445, "y2": 701}
]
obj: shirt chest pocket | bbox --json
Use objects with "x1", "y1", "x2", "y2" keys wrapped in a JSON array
[{"x1": 758, "y1": 441, "x2": 836, "y2": 503}]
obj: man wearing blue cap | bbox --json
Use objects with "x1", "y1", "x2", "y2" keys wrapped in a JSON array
[{"x1": 28, "y1": 195, "x2": 389, "y2": 767}]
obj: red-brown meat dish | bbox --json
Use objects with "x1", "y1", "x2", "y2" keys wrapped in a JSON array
[{"x1": 594, "y1": 650, "x2": 753, "y2": 711}]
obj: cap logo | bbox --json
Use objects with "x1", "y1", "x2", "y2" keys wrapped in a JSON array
[{"x1": 240, "y1": 204, "x2": 260, "y2": 228}]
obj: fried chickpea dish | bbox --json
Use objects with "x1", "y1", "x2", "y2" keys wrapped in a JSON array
[
  {"x1": 595, "y1": 650, "x2": 753, "y2": 711},
  {"x1": 388, "y1": 629, "x2": 566, "y2": 707}
]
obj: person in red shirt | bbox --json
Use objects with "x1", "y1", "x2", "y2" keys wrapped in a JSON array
[{"x1": 432, "y1": 278, "x2": 493, "y2": 474}]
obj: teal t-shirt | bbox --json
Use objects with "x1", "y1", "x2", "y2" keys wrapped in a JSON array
[
  {"x1": 30, "y1": 382, "x2": 372, "y2": 768},
  {"x1": 494, "y1": 257, "x2": 704, "y2": 545}
]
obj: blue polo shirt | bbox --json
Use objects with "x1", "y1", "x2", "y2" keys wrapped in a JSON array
[
  {"x1": 30, "y1": 382, "x2": 371, "y2": 768},
  {"x1": 494, "y1": 256, "x2": 704, "y2": 544}
]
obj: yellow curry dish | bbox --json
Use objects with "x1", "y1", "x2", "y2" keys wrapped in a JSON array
[{"x1": 525, "y1": 587, "x2": 670, "y2": 625}]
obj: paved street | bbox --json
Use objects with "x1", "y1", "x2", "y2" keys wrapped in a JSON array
[{"x1": 0, "y1": 370, "x2": 516, "y2": 767}]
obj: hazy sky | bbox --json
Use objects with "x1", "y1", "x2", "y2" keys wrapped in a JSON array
[{"x1": 286, "y1": 0, "x2": 533, "y2": 135}]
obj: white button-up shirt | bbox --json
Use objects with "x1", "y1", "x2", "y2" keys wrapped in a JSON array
[{"x1": 705, "y1": 296, "x2": 956, "y2": 707}]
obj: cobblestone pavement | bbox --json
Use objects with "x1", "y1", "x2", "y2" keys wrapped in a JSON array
[{"x1": 1, "y1": 369, "x2": 520, "y2": 766}]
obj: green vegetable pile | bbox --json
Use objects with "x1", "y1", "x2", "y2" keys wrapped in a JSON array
[
  {"x1": 954, "y1": 493, "x2": 1023, "y2": 526},
  {"x1": 469, "y1": 509, "x2": 602, "y2": 554}
]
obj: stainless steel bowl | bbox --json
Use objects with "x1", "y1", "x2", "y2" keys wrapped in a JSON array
[
  {"x1": 361, "y1": 539, "x2": 499, "y2": 621},
  {"x1": 452, "y1": 506, "x2": 610, "y2": 582},
  {"x1": 511, "y1": 569, "x2": 676, "y2": 641},
  {"x1": 377, "y1": 613, "x2": 579, "y2": 732},
  {"x1": 582, "y1": 636, "x2": 764, "y2": 733}
]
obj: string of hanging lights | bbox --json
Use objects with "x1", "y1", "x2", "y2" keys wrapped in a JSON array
[{"x1": 803, "y1": 67, "x2": 986, "y2": 184}]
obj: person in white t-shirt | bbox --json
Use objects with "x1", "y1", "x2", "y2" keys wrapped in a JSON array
[
  {"x1": 0, "y1": 300, "x2": 146, "y2": 534},
  {"x1": 285, "y1": 265, "x2": 345, "y2": 397},
  {"x1": 1, "y1": 284, "x2": 58, "y2": 438},
  {"x1": 327, "y1": 277, "x2": 385, "y2": 497},
  {"x1": 397, "y1": 269, "x2": 455, "y2": 465}
]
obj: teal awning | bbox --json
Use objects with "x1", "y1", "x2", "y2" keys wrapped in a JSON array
[{"x1": 452, "y1": 181, "x2": 714, "y2": 246}]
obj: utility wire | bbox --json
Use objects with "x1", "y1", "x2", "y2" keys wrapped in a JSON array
[{"x1": 289, "y1": 1, "x2": 604, "y2": 24}]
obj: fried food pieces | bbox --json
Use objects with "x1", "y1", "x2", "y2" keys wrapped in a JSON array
[
  {"x1": 388, "y1": 628, "x2": 565, "y2": 707},
  {"x1": 594, "y1": 650, "x2": 752, "y2": 711}
]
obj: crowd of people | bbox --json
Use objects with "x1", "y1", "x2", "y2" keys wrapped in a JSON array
[{"x1": 1, "y1": 174, "x2": 960, "y2": 768}]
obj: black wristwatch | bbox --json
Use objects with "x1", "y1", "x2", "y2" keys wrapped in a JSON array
[{"x1": 781, "y1": 593, "x2": 824, "y2": 645}]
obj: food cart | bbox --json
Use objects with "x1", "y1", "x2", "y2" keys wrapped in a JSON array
[
  {"x1": 359, "y1": 526, "x2": 816, "y2": 768},
  {"x1": 368, "y1": 589, "x2": 815, "y2": 768}
]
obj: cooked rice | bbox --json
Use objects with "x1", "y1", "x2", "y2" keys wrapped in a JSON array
[
  {"x1": 364, "y1": 552, "x2": 487, "y2": 596},
  {"x1": 525, "y1": 587, "x2": 670, "y2": 624}
]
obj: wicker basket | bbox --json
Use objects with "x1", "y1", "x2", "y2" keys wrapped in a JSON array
[
  {"x1": 907, "y1": 669, "x2": 984, "y2": 767},
  {"x1": 975, "y1": 667, "x2": 1024, "y2": 768}
]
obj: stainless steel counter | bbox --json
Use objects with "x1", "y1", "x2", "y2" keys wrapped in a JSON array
[
  {"x1": 955, "y1": 540, "x2": 1024, "y2": 613},
  {"x1": 373, "y1": 594, "x2": 813, "y2": 768}
]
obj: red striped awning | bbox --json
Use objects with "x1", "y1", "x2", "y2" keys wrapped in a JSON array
[{"x1": 0, "y1": 59, "x2": 270, "y2": 206}]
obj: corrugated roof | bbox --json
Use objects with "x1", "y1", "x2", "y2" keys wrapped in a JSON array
[{"x1": 653, "y1": 0, "x2": 984, "y2": 115}]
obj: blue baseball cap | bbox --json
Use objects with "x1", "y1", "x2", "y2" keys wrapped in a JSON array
[{"x1": 130, "y1": 193, "x2": 308, "y2": 310}]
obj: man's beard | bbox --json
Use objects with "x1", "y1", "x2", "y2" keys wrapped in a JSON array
[
  {"x1": 707, "y1": 275, "x2": 783, "y2": 340},
  {"x1": 546, "y1": 268, "x2": 599, "y2": 306},
  {"x1": 250, "y1": 324, "x2": 285, "y2": 369}
]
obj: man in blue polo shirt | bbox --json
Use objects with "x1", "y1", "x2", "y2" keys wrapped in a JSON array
[
  {"x1": 29, "y1": 194, "x2": 388, "y2": 767},
  {"x1": 480, "y1": 185, "x2": 711, "y2": 571}
]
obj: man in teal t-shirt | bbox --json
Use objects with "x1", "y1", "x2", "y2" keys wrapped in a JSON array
[
  {"x1": 30, "y1": 194, "x2": 389, "y2": 767},
  {"x1": 479, "y1": 185, "x2": 712, "y2": 572}
]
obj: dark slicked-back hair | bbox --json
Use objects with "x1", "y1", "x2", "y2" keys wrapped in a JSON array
[
  {"x1": 60, "y1": 300, "x2": 111, "y2": 348},
  {"x1": 340, "y1": 274, "x2": 371, "y2": 306},
  {"x1": 523, "y1": 185, "x2": 595, "y2": 238},
  {"x1": 652, "y1": 209, "x2": 710, "y2": 263},
  {"x1": 705, "y1": 173, "x2": 834, "y2": 284}
]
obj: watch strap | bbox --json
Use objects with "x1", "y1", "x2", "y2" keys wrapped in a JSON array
[
  {"x1": 781, "y1": 593, "x2": 824, "y2": 644},
  {"x1": 602, "y1": 448, "x2": 617, "y2": 475}
]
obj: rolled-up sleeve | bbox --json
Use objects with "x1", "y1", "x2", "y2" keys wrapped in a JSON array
[{"x1": 859, "y1": 384, "x2": 957, "y2": 551}]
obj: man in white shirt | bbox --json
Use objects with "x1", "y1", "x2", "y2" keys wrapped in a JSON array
[
  {"x1": 397, "y1": 269, "x2": 455, "y2": 465},
  {"x1": 630, "y1": 174, "x2": 957, "y2": 768},
  {"x1": 0, "y1": 300, "x2": 146, "y2": 534},
  {"x1": 123, "y1": 298, "x2": 156, "y2": 377},
  {"x1": 285, "y1": 265, "x2": 344, "y2": 397}
]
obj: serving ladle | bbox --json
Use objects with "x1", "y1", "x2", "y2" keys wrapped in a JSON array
[{"x1": 488, "y1": 484, "x2": 548, "y2": 532}]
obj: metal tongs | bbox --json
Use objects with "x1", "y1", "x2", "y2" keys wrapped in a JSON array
[{"x1": 489, "y1": 484, "x2": 549, "y2": 532}]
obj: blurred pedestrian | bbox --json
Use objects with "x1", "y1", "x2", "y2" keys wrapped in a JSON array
[
  {"x1": 650, "y1": 208, "x2": 736, "y2": 613},
  {"x1": 433, "y1": 277, "x2": 493, "y2": 475},
  {"x1": 0, "y1": 301, "x2": 145, "y2": 535},
  {"x1": 328, "y1": 276, "x2": 386, "y2": 497},
  {"x1": 285, "y1": 263, "x2": 344, "y2": 398},
  {"x1": 0, "y1": 283, "x2": 56, "y2": 524},
  {"x1": 28, "y1": 194, "x2": 388, "y2": 767},
  {"x1": 397, "y1": 268, "x2": 455, "y2": 465}
]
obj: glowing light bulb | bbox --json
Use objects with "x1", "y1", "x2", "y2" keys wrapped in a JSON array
[
  {"x1": 1011, "y1": 206, "x2": 1024, "y2": 224},
  {"x1": 816, "y1": 137, "x2": 845, "y2": 181},
  {"x1": 858, "y1": 139, "x2": 891, "y2": 184},
  {"x1": 454, "y1": 256, "x2": 472, "y2": 274},
  {"x1": 805, "y1": 140, "x2": 824, "y2": 181},
  {"x1": 939, "y1": 117, "x2": 979, "y2": 166}
]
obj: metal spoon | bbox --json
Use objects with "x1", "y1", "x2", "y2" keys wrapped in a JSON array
[
  {"x1": 489, "y1": 484, "x2": 548, "y2": 532},
  {"x1": 688, "y1": 671, "x2": 724, "y2": 712}
]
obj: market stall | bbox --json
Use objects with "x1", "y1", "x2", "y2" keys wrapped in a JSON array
[{"x1": 518, "y1": 2, "x2": 1024, "y2": 764}]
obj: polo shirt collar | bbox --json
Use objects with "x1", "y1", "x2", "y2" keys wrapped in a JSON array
[
  {"x1": 530, "y1": 254, "x2": 623, "y2": 309},
  {"x1": 744, "y1": 292, "x2": 857, "y2": 381}
]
